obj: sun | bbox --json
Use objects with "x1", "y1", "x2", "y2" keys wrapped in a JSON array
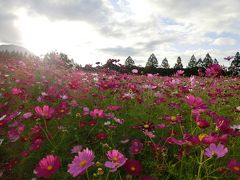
[{"x1": 13, "y1": 8, "x2": 101, "y2": 65}]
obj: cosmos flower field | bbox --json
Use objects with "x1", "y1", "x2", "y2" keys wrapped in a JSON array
[{"x1": 0, "y1": 57, "x2": 240, "y2": 179}]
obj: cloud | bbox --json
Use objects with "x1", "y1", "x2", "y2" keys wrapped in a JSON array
[
  {"x1": 213, "y1": 37, "x2": 236, "y2": 46},
  {"x1": 0, "y1": 0, "x2": 239, "y2": 66},
  {"x1": 99, "y1": 46, "x2": 139, "y2": 56},
  {"x1": 0, "y1": 7, "x2": 21, "y2": 44}
]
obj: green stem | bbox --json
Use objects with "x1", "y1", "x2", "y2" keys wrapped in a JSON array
[
  {"x1": 197, "y1": 149, "x2": 212, "y2": 180},
  {"x1": 197, "y1": 149, "x2": 204, "y2": 180},
  {"x1": 40, "y1": 122, "x2": 56, "y2": 149},
  {"x1": 191, "y1": 127, "x2": 197, "y2": 135},
  {"x1": 118, "y1": 171, "x2": 122, "y2": 180},
  {"x1": 86, "y1": 169, "x2": 90, "y2": 180},
  {"x1": 106, "y1": 170, "x2": 110, "y2": 180},
  {"x1": 85, "y1": 125, "x2": 97, "y2": 144}
]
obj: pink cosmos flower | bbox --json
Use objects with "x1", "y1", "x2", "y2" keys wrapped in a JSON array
[
  {"x1": 11, "y1": 88, "x2": 23, "y2": 95},
  {"x1": 227, "y1": 159, "x2": 240, "y2": 174},
  {"x1": 205, "y1": 64, "x2": 222, "y2": 77},
  {"x1": 30, "y1": 137, "x2": 44, "y2": 151},
  {"x1": 68, "y1": 148, "x2": 95, "y2": 177},
  {"x1": 224, "y1": 56, "x2": 234, "y2": 61},
  {"x1": 57, "y1": 101, "x2": 69, "y2": 114},
  {"x1": 190, "y1": 76, "x2": 196, "y2": 89},
  {"x1": 164, "y1": 115, "x2": 183, "y2": 124},
  {"x1": 107, "y1": 105, "x2": 122, "y2": 111},
  {"x1": 154, "y1": 92, "x2": 162, "y2": 98},
  {"x1": 124, "y1": 159, "x2": 143, "y2": 176},
  {"x1": 204, "y1": 143, "x2": 228, "y2": 158},
  {"x1": 89, "y1": 109, "x2": 105, "y2": 118},
  {"x1": 129, "y1": 139, "x2": 144, "y2": 155},
  {"x1": 23, "y1": 112, "x2": 33, "y2": 119},
  {"x1": 7, "y1": 124, "x2": 25, "y2": 142},
  {"x1": 143, "y1": 130, "x2": 155, "y2": 138},
  {"x1": 185, "y1": 95, "x2": 208, "y2": 115},
  {"x1": 156, "y1": 123, "x2": 166, "y2": 129},
  {"x1": 132, "y1": 69, "x2": 138, "y2": 74},
  {"x1": 166, "y1": 137, "x2": 188, "y2": 145},
  {"x1": 104, "y1": 149, "x2": 127, "y2": 172},
  {"x1": 31, "y1": 125, "x2": 42, "y2": 134},
  {"x1": 82, "y1": 107, "x2": 90, "y2": 115},
  {"x1": 71, "y1": 145, "x2": 83, "y2": 154},
  {"x1": 176, "y1": 70, "x2": 184, "y2": 76},
  {"x1": 113, "y1": 117, "x2": 124, "y2": 124},
  {"x1": 196, "y1": 119, "x2": 210, "y2": 129},
  {"x1": 34, "y1": 155, "x2": 61, "y2": 178},
  {"x1": 35, "y1": 105, "x2": 55, "y2": 119},
  {"x1": 147, "y1": 74, "x2": 153, "y2": 78},
  {"x1": 215, "y1": 116, "x2": 230, "y2": 131}
]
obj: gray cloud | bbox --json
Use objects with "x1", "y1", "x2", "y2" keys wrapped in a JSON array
[
  {"x1": 22, "y1": 0, "x2": 110, "y2": 24},
  {"x1": 99, "y1": 46, "x2": 139, "y2": 56},
  {"x1": 0, "y1": 0, "x2": 112, "y2": 29},
  {"x1": 146, "y1": 0, "x2": 240, "y2": 34},
  {"x1": 0, "y1": 0, "x2": 239, "y2": 65},
  {"x1": 0, "y1": 6, "x2": 21, "y2": 44}
]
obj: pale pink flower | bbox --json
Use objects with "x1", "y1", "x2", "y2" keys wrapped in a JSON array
[{"x1": 104, "y1": 149, "x2": 127, "y2": 172}]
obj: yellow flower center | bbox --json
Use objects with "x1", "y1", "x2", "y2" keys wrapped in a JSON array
[
  {"x1": 198, "y1": 134, "x2": 207, "y2": 141},
  {"x1": 47, "y1": 165, "x2": 53, "y2": 171},
  {"x1": 114, "y1": 162, "x2": 120, "y2": 167},
  {"x1": 233, "y1": 166, "x2": 240, "y2": 171},
  {"x1": 170, "y1": 116, "x2": 177, "y2": 122},
  {"x1": 112, "y1": 156, "x2": 118, "y2": 161},
  {"x1": 130, "y1": 166, "x2": 136, "y2": 171},
  {"x1": 60, "y1": 109, "x2": 65, "y2": 113},
  {"x1": 79, "y1": 160, "x2": 87, "y2": 167},
  {"x1": 97, "y1": 168, "x2": 104, "y2": 175},
  {"x1": 76, "y1": 113, "x2": 81, "y2": 117},
  {"x1": 143, "y1": 124, "x2": 149, "y2": 128}
]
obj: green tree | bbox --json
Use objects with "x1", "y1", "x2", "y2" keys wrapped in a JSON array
[
  {"x1": 196, "y1": 58, "x2": 203, "y2": 67},
  {"x1": 188, "y1": 55, "x2": 197, "y2": 68},
  {"x1": 213, "y1": 58, "x2": 219, "y2": 64},
  {"x1": 174, "y1": 56, "x2": 183, "y2": 69},
  {"x1": 202, "y1": 53, "x2": 213, "y2": 68},
  {"x1": 125, "y1": 56, "x2": 135, "y2": 67},
  {"x1": 161, "y1": 57, "x2": 170, "y2": 68},
  {"x1": 229, "y1": 52, "x2": 240, "y2": 75},
  {"x1": 145, "y1": 53, "x2": 158, "y2": 68},
  {"x1": 60, "y1": 52, "x2": 74, "y2": 68}
]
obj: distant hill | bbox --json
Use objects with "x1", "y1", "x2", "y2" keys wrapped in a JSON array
[{"x1": 0, "y1": 44, "x2": 34, "y2": 56}]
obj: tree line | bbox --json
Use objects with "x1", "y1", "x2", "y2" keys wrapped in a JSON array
[
  {"x1": 125, "y1": 53, "x2": 222, "y2": 69},
  {"x1": 124, "y1": 52, "x2": 240, "y2": 75},
  {"x1": 1, "y1": 50, "x2": 239, "y2": 76}
]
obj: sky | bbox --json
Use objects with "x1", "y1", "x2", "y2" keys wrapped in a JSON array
[{"x1": 0, "y1": 0, "x2": 239, "y2": 67}]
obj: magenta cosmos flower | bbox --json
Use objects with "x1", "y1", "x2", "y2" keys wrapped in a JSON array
[
  {"x1": 132, "y1": 69, "x2": 138, "y2": 73},
  {"x1": 205, "y1": 64, "x2": 222, "y2": 77},
  {"x1": 124, "y1": 159, "x2": 143, "y2": 176},
  {"x1": 227, "y1": 159, "x2": 240, "y2": 174},
  {"x1": 11, "y1": 87, "x2": 23, "y2": 95},
  {"x1": 34, "y1": 155, "x2": 61, "y2": 178},
  {"x1": 185, "y1": 95, "x2": 207, "y2": 114},
  {"x1": 35, "y1": 105, "x2": 54, "y2": 119},
  {"x1": 204, "y1": 143, "x2": 228, "y2": 158},
  {"x1": 68, "y1": 148, "x2": 95, "y2": 177},
  {"x1": 104, "y1": 149, "x2": 127, "y2": 172}
]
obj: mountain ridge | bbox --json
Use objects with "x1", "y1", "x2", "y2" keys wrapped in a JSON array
[{"x1": 0, "y1": 44, "x2": 34, "y2": 56}]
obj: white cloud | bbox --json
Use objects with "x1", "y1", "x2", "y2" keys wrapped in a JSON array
[
  {"x1": 212, "y1": 37, "x2": 236, "y2": 46},
  {"x1": 0, "y1": 0, "x2": 239, "y2": 66}
]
